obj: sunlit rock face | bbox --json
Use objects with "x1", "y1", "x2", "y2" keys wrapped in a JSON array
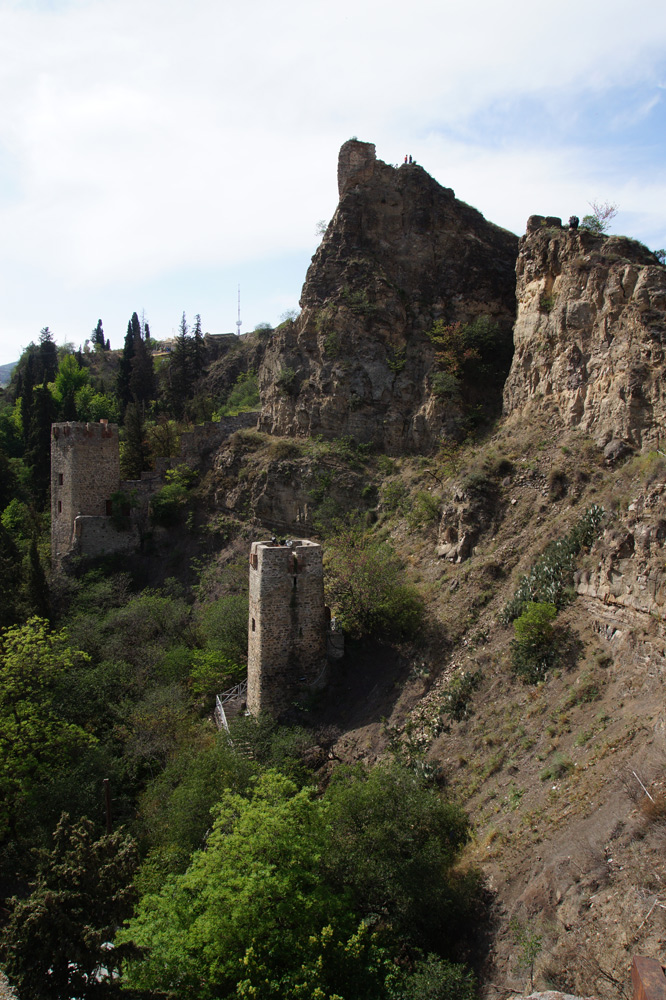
[
  {"x1": 259, "y1": 139, "x2": 518, "y2": 453},
  {"x1": 504, "y1": 216, "x2": 666, "y2": 449}
]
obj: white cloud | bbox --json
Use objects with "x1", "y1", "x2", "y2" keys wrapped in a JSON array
[{"x1": 0, "y1": 0, "x2": 665, "y2": 362}]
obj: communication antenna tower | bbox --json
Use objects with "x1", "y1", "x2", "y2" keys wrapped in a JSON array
[{"x1": 236, "y1": 285, "x2": 242, "y2": 336}]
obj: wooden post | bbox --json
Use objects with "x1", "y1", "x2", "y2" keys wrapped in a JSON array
[{"x1": 632, "y1": 957, "x2": 666, "y2": 1000}]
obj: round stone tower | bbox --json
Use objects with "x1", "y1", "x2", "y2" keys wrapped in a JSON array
[{"x1": 247, "y1": 539, "x2": 327, "y2": 716}]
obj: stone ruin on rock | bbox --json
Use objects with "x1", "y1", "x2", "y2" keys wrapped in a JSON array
[
  {"x1": 50, "y1": 420, "x2": 139, "y2": 566},
  {"x1": 51, "y1": 414, "x2": 259, "y2": 567},
  {"x1": 247, "y1": 538, "x2": 342, "y2": 717},
  {"x1": 258, "y1": 137, "x2": 519, "y2": 453}
]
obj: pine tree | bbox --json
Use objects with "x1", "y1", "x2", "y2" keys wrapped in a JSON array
[
  {"x1": 166, "y1": 312, "x2": 191, "y2": 419},
  {"x1": 190, "y1": 313, "x2": 206, "y2": 380}
]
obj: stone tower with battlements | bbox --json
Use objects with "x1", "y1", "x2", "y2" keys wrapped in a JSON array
[
  {"x1": 247, "y1": 539, "x2": 327, "y2": 716},
  {"x1": 51, "y1": 420, "x2": 121, "y2": 564}
]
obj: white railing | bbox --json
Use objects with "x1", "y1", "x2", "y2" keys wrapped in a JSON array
[{"x1": 214, "y1": 679, "x2": 248, "y2": 734}]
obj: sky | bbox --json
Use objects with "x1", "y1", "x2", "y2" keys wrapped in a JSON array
[{"x1": 0, "y1": 0, "x2": 665, "y2": 366}]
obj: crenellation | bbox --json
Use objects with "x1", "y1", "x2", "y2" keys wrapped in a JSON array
[{"x1": 51, "y1": 420, "x2": 121, "y2": 564}]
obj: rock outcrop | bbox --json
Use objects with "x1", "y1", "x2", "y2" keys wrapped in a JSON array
[
  {"x1": 575, "y1": 480, "x2": 666, "y2": 620},
  {"x1": 504, "y1": 216, "x2": 666, "y2": 448},
  {"x1": 258, "y1": 139, "x2": 518, "y2": 452}
]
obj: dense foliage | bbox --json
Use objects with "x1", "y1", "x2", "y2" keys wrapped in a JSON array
[
  {"x1": 0, "y1": 319, "x2": 484, "y2": 1000},
  {"x1": 120, "y1": 765, "x2": 478, "y2": 1000},
  {"x1": 324, "y1": 520, "x2": 424, "y2": 640}
]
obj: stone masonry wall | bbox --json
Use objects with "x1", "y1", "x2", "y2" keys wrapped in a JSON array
[
  {"x1": 247, "y1": 539, "x2": 327, "y2": 716},
  {"x1": 51, "y1": 421, "x2": 120, "y2": 564}
]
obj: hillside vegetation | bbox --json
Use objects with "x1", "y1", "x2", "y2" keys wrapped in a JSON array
[{"x1": 1, "y1": 144, "x2": 666, "y2": 999}]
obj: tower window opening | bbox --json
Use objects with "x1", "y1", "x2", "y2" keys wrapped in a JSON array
[
  {"x1": 58, "y1": 473, "x2": 63, "y2": 485},
  {"x1": 252, "y1": 618, "x2": 256, "y2": 631}
]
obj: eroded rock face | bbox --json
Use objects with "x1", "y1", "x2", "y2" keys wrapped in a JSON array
[
  {"x1": 258, "y1": 139, "x2": 518, "y2": 452},
  {"x1": 437, "y1": 480, "x2": 500, "y2": 562},
  {"x1": 504, "y1": 217, "x2": 666, "y2": 448},
  {"x1": 575, "y1": 482, "x2": 666, "y2": 619}
]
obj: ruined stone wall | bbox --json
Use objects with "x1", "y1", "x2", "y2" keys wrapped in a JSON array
[
  {"x1": 179, "y1": 412, "x2": 258, "y2": 465},
  {"x1": 51, "y1": 421, "x2": 120, "y2": 564},
  {"x1": 71, "y1": 515, "x2": 139, "y2": 560},
  {"x1": 247, "y1": 539, "x2": 327, "y2": 716}
]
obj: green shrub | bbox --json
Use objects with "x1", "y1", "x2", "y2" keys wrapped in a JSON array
[
  {"x1": 150, "y1": 466, "x2": 197, "y2": 527},
  {"x1": 442, "y1": 669, "x2": 482, "y2": 721},
  {"x1": 406, "y1": 490, "x2": 441, "y2": 531},
  {"x1": 431, "y1": 370, "x2": 462, "y2": 401},
  {"x1": 501, "y1": 504, "x2": 604, "y2": 623},
  {"x1": 216, "y1": 370, "x2": 260, "y2": 416},
  {"x1": 540, "y1": 752, "x2": 574, "y2": 781},
  {"x1": 380, "y1": 481, "x2": 409, "y2": 514},
  {"x1": 511, "y1": 602, "x2": 558, "y2": 683},
  {"x1": 323, "y1": 332, "x2": 340, "y2": 358},
  {"x1": 276, "y1": 366, "x2": 298, "y2": 396},
  {"x1": 324, "y1": 521, "x2": 424, "y2": 640}
]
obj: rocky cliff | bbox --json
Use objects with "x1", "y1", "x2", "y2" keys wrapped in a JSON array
[
  {"x1": 258, "y1": 139, "x2": 518, "y2": 452},
  {"x1": 504, "y1": 216, "x2": 666, "y2": 449}
]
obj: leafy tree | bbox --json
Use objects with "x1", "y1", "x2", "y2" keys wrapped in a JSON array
[
  {"x1": 0, "y1": 618, "x2": 95, "y2": 841},
  {"x1": 120, "y1": 765, "x2": 479, "y2": 999},
  {"x1": 196, "y1": 591, "x2": 249, "y2": 663},
  {"x1": 52, "y1": 353, "x2": 89, "y2": 420},
  {"x1": 389, "y1": 953, "x2": 476, "y2": 1000},
  {"x1": 324, "y1": 763, "x2": 476, "y2": 954},
  {"x1": 0, "y1": 522, "x2": 22, "y2": 629},
  {"x1": 149, "y1": 464, "x2": 197, "y2": 527},
  {"x1": 216, "y1": 370, "x2": 260, "y2": 416},
  {"x1": 118, "y1": 771, "x2": 353, "y2": 999},
  {"x1": 324, "y1": 521, "x2": 424, "y2": 639},
  {"x1": 74, "y1": 385, "x2": 121, "y2": 423},
  {"x1": 580, "y1": 199, "x2": 618, "y2": 235},
  {"x1": 137, "y1": 737, "x2": 258, "y2": 877},
  {"x1": 0, "y1": 814, "x2": 138, "y2": 1000}
]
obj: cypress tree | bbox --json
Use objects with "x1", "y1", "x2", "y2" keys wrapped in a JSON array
[
  {"x1": 121, "y1": 401, "x2": 148, "y2": 479},
  {"x1": 25, "y1": 384, "x2": 56, "y2": 508},
  {"x1": 117, "y1": 316, "x2": 138, "y2": 411}
]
